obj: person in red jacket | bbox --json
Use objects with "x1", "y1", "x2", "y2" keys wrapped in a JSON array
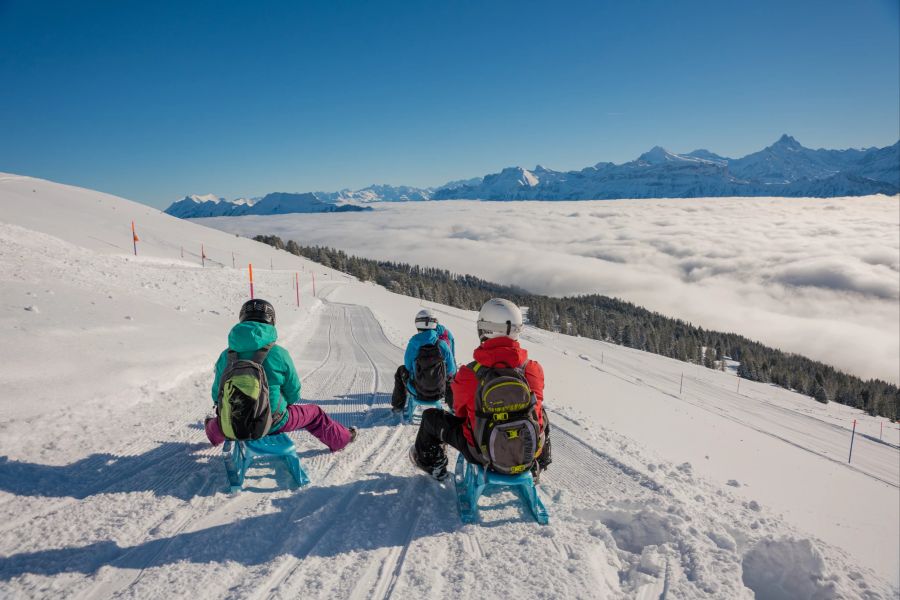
[{"x1": 410, "y1": 298, "x2": 552, "y2": 481}]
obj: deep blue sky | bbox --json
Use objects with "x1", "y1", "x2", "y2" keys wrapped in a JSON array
[{"x1": 1, "y1": 0, "x2": 898, "y2": 208}]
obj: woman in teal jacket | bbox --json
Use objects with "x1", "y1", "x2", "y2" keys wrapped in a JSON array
[{"x1": 205, "y1": 299, "x2": 356, "y2": 451}]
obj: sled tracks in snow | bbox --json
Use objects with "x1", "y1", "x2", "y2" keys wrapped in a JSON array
[{"x1": 2, "y1": 302, "x2": 678, "y2": 600}]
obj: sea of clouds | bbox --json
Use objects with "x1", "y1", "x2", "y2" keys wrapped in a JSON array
[{"x1": 199, "y1": 196, "x2": 900, "y2": 383}]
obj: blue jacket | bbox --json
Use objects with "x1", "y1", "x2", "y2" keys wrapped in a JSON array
[
  {"x1": 211, "y1": 321, "x2": 300, "y2": 433},
  {"x1": 404, "y1": 329, "x2": 457, "y2": 393}
]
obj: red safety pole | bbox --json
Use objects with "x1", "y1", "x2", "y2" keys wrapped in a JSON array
[
  {"x1": 295, "y1": 272, "x2": 300, "y2": 307},
  {"x1": 848, "y1": 419, "x2": 857, "y2": 463},
  {"x1": 131, "y1": 221, "x2": 138, "y2": 256},
  {"x1": 249, "y1": 263, "x2": 254, "y2": 299}
]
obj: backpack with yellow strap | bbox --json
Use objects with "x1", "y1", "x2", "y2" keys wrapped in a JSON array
[{"x1": 467, "y1": 360, "x2": 543, "y2": 475}]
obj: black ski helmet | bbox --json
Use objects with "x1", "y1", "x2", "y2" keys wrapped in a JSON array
[{"x1": 239, "y1": 299, "x2": 276, "y2": 326}]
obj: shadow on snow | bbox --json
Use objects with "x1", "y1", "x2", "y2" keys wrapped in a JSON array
[{"x1": 0, "y1": 472, "x2": 465, "y2": 580}]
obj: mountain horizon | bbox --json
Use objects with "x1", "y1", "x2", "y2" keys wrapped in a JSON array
[{"x1": 164, "y1": 135, "x2": 899, "y2": 218}]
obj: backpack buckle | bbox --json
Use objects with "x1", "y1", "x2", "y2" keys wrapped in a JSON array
[{"x1": 492, "y1": 412, "x2": 509, "y2": 421}]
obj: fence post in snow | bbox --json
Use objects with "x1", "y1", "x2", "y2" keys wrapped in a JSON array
[
  {"x1": 312, "y1": 272, "x2": 316, "y2": 297},
  {"x1": 295, "y1": 272, "x2": 300, "y2": 307},
  {"x1": 201, "y1": 244, "x2": 206, "y2": 267},
  {"x1": 880, "y1": 421, "x2": 883, "y2": 441},
  {"x1": 848, "y1": 419, "x2": 857, "y2": 463},
  {"x1": 679, "y1": 373, "x2": 684, "y2": 396},
  {"x1": 737, "y1": 378, "x2": 741, "y2": 395},
  {"x1": 232, "y1": 252, "x2": 235, "y2": 269}
]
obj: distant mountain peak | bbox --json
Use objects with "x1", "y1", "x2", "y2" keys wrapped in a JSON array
[
  {"x1": 186, "y1": 193, "x2": 223, "y2": 203},
  {"x1": 773, "y1": 134, "x2": 802, "y2": 149},
  {"x1": 637, "y1": 146, "x2": 690, "y2": 165}
]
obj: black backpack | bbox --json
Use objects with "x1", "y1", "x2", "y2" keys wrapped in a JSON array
[
  {"x1": 469, "y1": 361, "x2": 542, "y2": 475},
  {"x1": 413, "y1": 344, "x2": 447, "y2": 400}
]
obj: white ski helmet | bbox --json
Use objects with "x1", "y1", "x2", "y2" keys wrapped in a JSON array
[
  {"x1": 477, "y1": 298, "x2": 523, "y2": 341},
  {"x1": 415, "y1": 308, "x2": 438, "y2": 330}
]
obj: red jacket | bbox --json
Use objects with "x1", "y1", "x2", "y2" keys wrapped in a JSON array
[{"x1": 451, "y1": 337, "x2": 545, "y2": 446}]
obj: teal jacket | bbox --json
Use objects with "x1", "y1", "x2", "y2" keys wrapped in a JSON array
[{"x1": 211, "y1": 321, "x2": 300, "y2": 433}]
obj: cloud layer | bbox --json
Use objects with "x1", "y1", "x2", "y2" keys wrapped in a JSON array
[{"x1": 201, "y1": 196, "x2": 900, "y2": 382}]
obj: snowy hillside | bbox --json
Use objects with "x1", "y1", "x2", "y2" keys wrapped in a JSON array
[{"x1": 1, "y1": 173, "x2": 898, "y2": 599}]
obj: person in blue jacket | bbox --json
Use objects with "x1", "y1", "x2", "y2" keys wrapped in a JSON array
[{"x1": 392, "y1": 309, "x2": 457, "y2": 412}]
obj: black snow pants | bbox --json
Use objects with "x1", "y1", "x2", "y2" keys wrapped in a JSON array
[
  {"x1": 415, "y1": 409, "x2": 552, "y2": 469},
  {"x1": 391, "y1": 365, "x2": 409, "y2": 410}
]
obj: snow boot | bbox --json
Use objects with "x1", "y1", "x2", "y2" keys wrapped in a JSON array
[
  {"x1": 349, "y1": 426, "x2": 358, "y2": 444},
  {"x1": 409, "y1": 444, "x2": 448, "y2": 481}
]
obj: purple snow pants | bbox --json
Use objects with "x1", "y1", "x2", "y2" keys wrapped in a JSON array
[{"x1": 205, "y1": 404, "x2": 351, "y2": 452}]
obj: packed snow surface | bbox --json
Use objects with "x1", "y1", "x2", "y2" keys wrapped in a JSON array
[{"x1": 1, "y1": 172, "x2": 898, "y2": 598}]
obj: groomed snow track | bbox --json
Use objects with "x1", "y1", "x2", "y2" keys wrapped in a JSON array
[{"x1": 3, "y1": 301, "x2": 877, "y2": 599}]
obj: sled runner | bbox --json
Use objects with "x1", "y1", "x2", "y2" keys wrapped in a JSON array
[
  {"x1": 403, "y1": 393, "x2": 444, "y2": 425},
  {"x1": 454, "y1": 453, "x2": 548, "y2": 525},
  {"x1": 223, "y1": 433, "x2": 310, "y2": 492}
]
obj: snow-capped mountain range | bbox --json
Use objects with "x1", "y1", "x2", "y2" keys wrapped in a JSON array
[
  {"x1": 165, "y1": 191, "x2": 372, "y2": 219},
  {"x1": 433, "y1": 135, "x2": 899, "y2": 200},
  {"x1": 165, "y1": 135, "x2": 898, "y2": 217}
]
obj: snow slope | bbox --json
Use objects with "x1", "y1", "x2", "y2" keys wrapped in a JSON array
[{"x1": 1, "y1": 173, "x2": 897, "y2": 598}]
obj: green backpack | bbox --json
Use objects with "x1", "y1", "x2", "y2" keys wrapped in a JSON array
[{"x1": 216, "y1": 345, "x2": 281, "y2": 440}]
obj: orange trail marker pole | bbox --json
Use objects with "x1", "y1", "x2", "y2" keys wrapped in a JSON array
[
  {"x1": 249, "y1": 263, "x2": 255, "y2": 299},
  {"x1": 131, "y1": 221, "x2": 138, "y2": 256}
]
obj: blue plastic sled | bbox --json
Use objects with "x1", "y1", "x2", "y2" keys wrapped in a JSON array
[
  {"x1": 223, "y1": 433, "x2": 310, "y2": 493},
  {"x1": 402, "y1": 393, "x2": 444, "y2": 425},
  {"x1": 454, "y1": 453, "x2": 549, "y2": 525}
]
